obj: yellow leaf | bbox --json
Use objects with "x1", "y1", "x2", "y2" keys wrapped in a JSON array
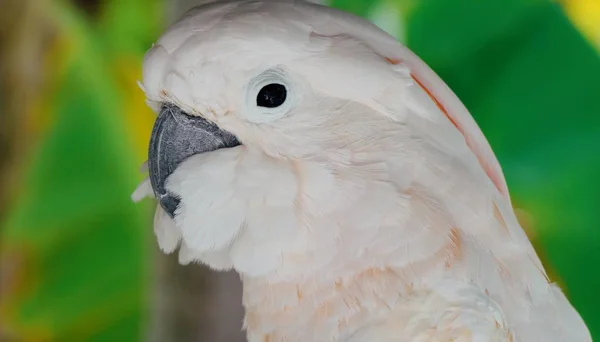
[{"x1": 562, "y1": 0, "x2": 600, "y2": 48}]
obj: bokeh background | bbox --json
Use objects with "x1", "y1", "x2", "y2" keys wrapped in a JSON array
[{"x1": 0, "y1": 0, "x2": 598, "y2": 341}]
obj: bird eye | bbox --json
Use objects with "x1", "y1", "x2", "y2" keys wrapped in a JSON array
[
  {"x1": 243, "y1": 68, "x2": 298, "y2": 123},
  {"x1": 256, "y1": 83, "x2": 287, "y2": 108}
]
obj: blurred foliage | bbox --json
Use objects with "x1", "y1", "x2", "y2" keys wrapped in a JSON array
[
  {"x1": 562, "y1": 0, "x2": 600, "y2": 47},
  {"x1": 0, "y1": 0, "x2": 598, "y2": 341},
  {"x1": 0, "y1": 0, "x2": 162, "y2": 340}
]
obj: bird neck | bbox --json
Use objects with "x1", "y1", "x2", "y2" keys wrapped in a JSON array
[{"x1": 240, "y1": 267, "x2": 413, "y2": 342}]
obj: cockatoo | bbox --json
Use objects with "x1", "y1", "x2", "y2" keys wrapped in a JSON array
[{"x1": 132, "y1": 0, "x2": 592, "y2": 341}]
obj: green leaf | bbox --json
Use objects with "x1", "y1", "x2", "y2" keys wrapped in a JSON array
[
  {"x1": 328, "y1": 0, "x2": 375, "y2": 18},
  {"x1": 98, "y1": 0, "x2": 165, "y2": 56},
  {"x1": 0, "y1": 1, "x2": 154, "y2": 340}
]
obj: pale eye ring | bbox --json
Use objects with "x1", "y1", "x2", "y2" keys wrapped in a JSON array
[{"x1": 243, "y1": 68, "x2": 297, "y2": 123}]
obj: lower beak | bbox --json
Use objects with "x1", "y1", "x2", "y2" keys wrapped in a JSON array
[{"x1": 148, "y1": 104, "x2": 240, "y2": 218}]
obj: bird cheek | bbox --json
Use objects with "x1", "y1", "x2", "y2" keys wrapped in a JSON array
[{"x1": 165, "y1": 148, "x2": 247, "y2": 253}]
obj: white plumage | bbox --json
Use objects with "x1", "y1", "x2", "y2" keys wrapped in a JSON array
[{"x1": 132, "y1": 1, "x2": 591, "y2": 341}]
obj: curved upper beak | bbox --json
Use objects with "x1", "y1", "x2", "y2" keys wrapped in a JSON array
[{"x1": 148, "y1": 104, "x2": 240, "y2": 218}]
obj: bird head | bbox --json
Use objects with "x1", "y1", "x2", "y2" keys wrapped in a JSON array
[{"x1": 133, "y1": 0, "x2": 508, "y2": 280}]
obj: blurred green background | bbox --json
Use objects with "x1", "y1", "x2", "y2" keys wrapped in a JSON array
[{"x1": 0, "y1": 0, "x2": 598, "y2": 341}]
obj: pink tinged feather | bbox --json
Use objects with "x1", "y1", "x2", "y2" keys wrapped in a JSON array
[{"x1": 384, "y1": 57, "x2": 510, "y2": 200}]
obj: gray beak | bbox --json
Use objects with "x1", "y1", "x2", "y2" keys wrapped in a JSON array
[{"x1": 148, "y1": 104, "x2": 240, "y2": 218}]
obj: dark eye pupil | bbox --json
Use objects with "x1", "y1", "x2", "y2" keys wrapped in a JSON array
[{"x1": 256, "y1": 83, "x2": 287, "y2": 108}]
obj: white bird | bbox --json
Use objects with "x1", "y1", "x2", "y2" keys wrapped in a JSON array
[{"x1": 132, "y1": 0, "x2": 592, "y2": 341}]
